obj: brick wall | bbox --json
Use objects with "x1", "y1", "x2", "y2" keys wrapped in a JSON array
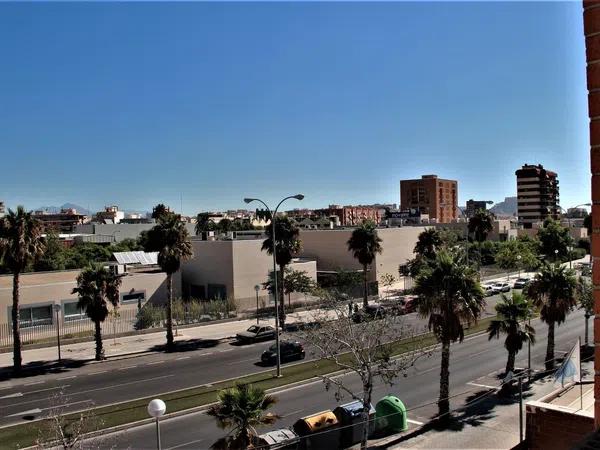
[
  {"x1": 526, "y1": 402, "x2": 594, "y2": 449},
  {"x1": 584, "y1": 0, "x2": 600, "y2": 429}
]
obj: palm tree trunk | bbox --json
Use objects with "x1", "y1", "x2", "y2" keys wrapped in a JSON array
[
  {"x1": 438, "y1": 339, "x2": 451, "y2": 422},
  {"x1": 12, "y1": 272, "x2": 22, "y2": 373},
  {"x1": 506, "y1": 350, "x2": 516, "y2": 375},
  {"x1": 546, "y1": 321, "x2": 555, "y2": 370},
  {"x1": 94, "y1": 320, "x2": 103, "y2": 361},
  {"x1": 363, "y1": 264, "x2": 368, "y2": 308},
  {"x1": 585, "y1": 313, "x2": 590, "y2": 346},
  {"x1": 360, "y1": 380, "x2": 373, "y2": 450},
  {"x1": 279, "y1": 265, "x2": 286, "y2": 329},
  {"x1": 166, "y1": 273, "x2": 174, "y2": 351}
]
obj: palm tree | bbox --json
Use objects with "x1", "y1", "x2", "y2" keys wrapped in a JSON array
[
  {"x1": 414, "y1": 228, "x2": 443, "y2": 260},
  {"x1": 526, "y1": 263, "x2": 577, "y2": 370},
  {"x1": 414, "y1": 250, "x2": 485, "y2": 421},
  {"x1": 72, "y1": 265, "x2": 122, "y2": 361},
  {"x1": 487, "y1": 293, "x2": 535, "y2": 375},
  {"x1": 0, "y1": 207, "x2": 45, "y2": 372},
  {"x1": 261, "y1": 216, "x2": 301, "y2": 328},
  {"x1": 347, "y1": 221, "x2": 383, "y2": 308},
  {"x1": 207, "y1": 383, "x2": 279, "y2": 449},
  {"x1": 576, "y1": 276, "x2": 593, "y2": 346},
  {"x1": 468, "y1": 209, "x2": 494, "y2": 243},
  {"x1": 151, "y1": 203, "x2": 170, "y2": 221},
  {"x1": 144, "y1": 212, "x2": 193, "y2": 351}
]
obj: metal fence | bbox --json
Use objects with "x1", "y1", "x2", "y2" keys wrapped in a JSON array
[{"x1": 0, "y1": 308, "x2": 140, "y2": 348}]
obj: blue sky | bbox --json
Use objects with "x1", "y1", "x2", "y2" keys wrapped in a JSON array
[{"x1": 0, "y1": 2, "x2": 590, "y2": 214}]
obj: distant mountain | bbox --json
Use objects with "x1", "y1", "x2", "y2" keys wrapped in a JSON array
[
  {"x1": 34, "y1": 203, "x2": 92, "y2": 215},
  {"x1": 490, "y1": 197, "x2": 517, "y2": 217}
]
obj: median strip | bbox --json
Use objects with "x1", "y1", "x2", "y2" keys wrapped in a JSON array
[{"x1": 0, "y1": 316, "x2": 496, "y2": 449}]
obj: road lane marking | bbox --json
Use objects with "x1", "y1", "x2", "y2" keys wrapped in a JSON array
[
  {"x1": 6, "y1": 408, "x2": 42, "y2": 417},
  {"x1": 220, "y1": 349, "x2": 233, "y2": 353},
  {"x1": 176, "y1": 356, "x2": 191, "y2": 361},
  {"x1": 166, "y1": 439, "x2": 204, "y2": 450},
  {"x1": 282, "y1": 408, "x2": 304, "y2": 418},
  {"x1": 118, "y1": 366, "x2": 135, "y2": 371},
  {"x1": 23, "y1": 381, "x2": 45, "y2": 386},
  {"x1": 467, "y1": 382, "x2": 498, "y2": 390},
  {"x1": 407, "y1": 419, "x2": 424, "y2": 425},
  {"x1": 228, "y1": 357, "x2": 257, "y2": 365},
  {"x1": 57, "y1": 376, "x2": 77, "y2": 380},
  {"x1": 68, "y1": 375, "x2": 175, "y2": 397},
  {"x1": 28, "y1": 385, "x2": 70, "y2": 395},
  {"x1": 0, "y1": 392, "x2": 23, "y2": 400},
  {"x1": 200, "y1": 352, "x2": 213, "y2": 356},
  {"x1": 147, "y1": 361, "x2": 164, "y2": 365},
  {"x1": 87, "y1": 371, "x2": 107, "y2": 375}
]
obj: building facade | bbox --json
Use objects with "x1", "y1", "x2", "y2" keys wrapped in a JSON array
[
  {"x1": 515, "y1": 164, "x2": 559, "y2": 228},
  {"x1": 400, "y1": 175, "x2": 458, "y2": 223},
  {"x1": 311, "y1": 205, "x2": 382, "y2": 227},
  {"x1": 0, "y1": 201, "x2": 5, "y2": 218},
  {"x1": 33, "y1": 208, "x2": 88, "y2": 233},
  {"x1": 465, "y1": 199, "x2": 489, "y2": 218}
]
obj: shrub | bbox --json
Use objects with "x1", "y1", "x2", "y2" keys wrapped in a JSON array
[{"x1": 135, "y1": 304, "x2": 164, "y2": 330}]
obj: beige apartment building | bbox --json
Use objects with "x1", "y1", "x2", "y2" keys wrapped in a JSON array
[
  {"x1": 0, "y1": 267, "x2": 179, "y2": 325},
  {"x1": 181, "y1": 238, "x2": 317, "y2": 311}
]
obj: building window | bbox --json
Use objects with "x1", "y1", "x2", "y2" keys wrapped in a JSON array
[
  {"x1": 207, "y1": 284, "x2": 227, "y2": 300},
  {"x1": 63, "y1": 301, "x2": 86, "y2": 321},
  {"x1": 17, "y1": 305, "x2": 53, "y2": 327},
  {"x1": 121, "y1": 291, "x2": 146, "y2": 307}
]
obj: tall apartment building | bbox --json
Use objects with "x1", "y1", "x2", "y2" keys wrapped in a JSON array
[
  {"x1": 515, "y1": 164, "x2": 559, "y2": 228},
  {"x1": 400, "y1": 174, "x2": 458, "y2": 223},
  {"x1": 33, "y1": 208, "x2": 87, "y2": 233},
  {"x1": 0, "y1": 201, "x2": 5, "y2": 218}
]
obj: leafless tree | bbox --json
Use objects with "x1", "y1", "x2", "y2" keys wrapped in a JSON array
[
  {"x1": 35, "y1": 390, "x2": 109, "y2": 450},
  {"x1": 301, "y1": 292, "x2": 428, "y2": 450}
]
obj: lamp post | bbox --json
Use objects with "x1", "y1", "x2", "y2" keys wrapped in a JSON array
[
  {"x1": 517, "y1": 254, "x2": 522, "y2": 278},
  {"x1": 244, "y1": 194, "x2": 304, "y2": 378},
  {"x1": 254, "y1": 284, "x2": 261, "y2": 325},
  {"x1": 53, "y1": 304, "x2": 61, "y2": 363},
  {"x1": 567, "y1": 245, "x2": 573, "y2": 269},
  {"x1": 148, "y1": 399, "x2": 166, "y2": 450}
]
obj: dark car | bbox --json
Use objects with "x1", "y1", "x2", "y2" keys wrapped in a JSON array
[
  {"x1": 513, "y1": 277, "x2": 530, "y2": 289},
  {"x1": 386, "y1": 295, "x2": 417, "y2": 315},
  {"x1": 352, "y1": 304, "x2": 387, "y2": 323},
  {"x1": 261, "y1": 341, "x2": 305, "y2": 364},
  {"x1": 235, "y1": 325, "x2": 277, "y2": 343}
]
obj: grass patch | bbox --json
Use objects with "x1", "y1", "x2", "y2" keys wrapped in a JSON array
[{"x1": 0, "y1": 315, "x2": 495, "y2": 449}]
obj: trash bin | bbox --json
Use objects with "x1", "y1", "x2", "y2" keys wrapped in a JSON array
[
  {"x1": 333, "y1": 400, "x2": 376, "y2": 448},
  {"x1": 293, "y1": 410, "x2": 340, "y2": 450},
  {"x1": 255, "y1": 428, "x2": 300, "y2": 449},
  {"x1": 375, "y1": 395, "x2": 407, "y2": 434}
]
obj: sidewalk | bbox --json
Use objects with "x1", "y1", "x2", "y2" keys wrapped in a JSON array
[{"x1": 0, "y1": 308, "x2": 326, "y2": 371}]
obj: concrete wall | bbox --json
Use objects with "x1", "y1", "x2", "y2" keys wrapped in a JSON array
[
  {"x1": 75, "y1": 223, "x2": 196, "y2": 242},
  {"x1": 0, "y1": 268, "x2": 179, "y2": 323},
  {"x1": 526, "y1": 400, "x2": 594, "y2": 450},
  {"x1": 182, "y1": 240, "x2": 235, "y2": 301},
  {"x1": 299, "y1": 227, "x2": 425, "y2": 283}
]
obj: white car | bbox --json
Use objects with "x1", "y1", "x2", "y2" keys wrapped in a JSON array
[
  {"x1": 493, "y1": 282, "x2": 511, "y2": 293},
  {"x1": 484, "y1": 284, "x2": 500, "y2": 296}
]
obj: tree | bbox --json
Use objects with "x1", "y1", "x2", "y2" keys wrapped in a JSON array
[
  {"x1": 261, "y1": 216, "x2": 301, "y2": 328},
  {"x1": 302, "y1": 295, "x2": 423, "y2": 449},
  {"x1": 468, "y1": 209, "x2": 494, "y2": 243},
  {"x1": 487, "y1": 293, "x2": 535, "y2": 374},
  {"x1": 347, "y1": 220, "x2": 383, "y2": 308},
  {"x1": 576, "y1": 276, "x2": 593, "y2": 346},
  {"x1": 35, "y1": 231, "x2": 67, "y2": 272},
  {"x1": 537, "y1": 219, "x2": 574, "y2": 262},
  {"x1": 496, "y1": 239, "x2": 539, "y2": 277},
  {"x1": 414, "y1": 228, "x2": 443, "y2": 260},
  {"x1": 526, "y1": 263, "x2": 577, "y2": 370},
  {"x1": 0, "y1": 207, "x2": 46, "y2": 372},
  {"x1": 207, "y1": 383, "x2": 279, "y2": 449},
  {"x1": 217, "y1": 218, "x2": 233, "y2": 233},
  {"x1": 144, "y1": 212, "x2": 193, "y2": 351},
  {"x1": 414, "y1": 250, "x2": 485, "y2": 421},
  {"x1": 151, "y1": 203, "x2": 170, "y2": 221},
  {"x1": 264, "y1": 268, "x2": 315, "y2": 307},
  {"x1": 195, "y1": 213, "x2": 216, "y2": 235},
  {"x1": 72, "y1": 265, "x2": 121, "y2": 361}
]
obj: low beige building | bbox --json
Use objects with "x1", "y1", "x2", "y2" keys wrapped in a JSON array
[
  {"x1": 298, "y1": 226, "x2": 426, "y2": 283},
  {"x1": 181, "y1": 238, "x2": 317, "y2": 311},
  {"x1": 0, "y1": 267, "x2": 179, "y2": 325}
]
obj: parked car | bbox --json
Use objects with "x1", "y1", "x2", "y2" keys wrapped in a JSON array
[
  {"x1": 513, "y1": 277, "x2": 531, "y2": 289},
  {"x1": 401, "y1": 296, "x2": 418, "y2": 314},
  {"x1": 483, "y1": 284, "x2": 499, "y2": 296},
  {"x1": 236, "y1": 325, "x2": 277, "y2": 343},
  {"x1": 352, "y1": 304, "x2": 387, "y2": 323},
  {"x1": 261, "y1": 340, "x2": 305, "y2": 364},
  {"x1": 493, "y1": 282, "x2": 511, "y2": 293}
]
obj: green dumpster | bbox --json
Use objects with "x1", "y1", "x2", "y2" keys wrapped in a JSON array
[{"x1": 375, "y1": 395, "x2": 407, "y2": 433}]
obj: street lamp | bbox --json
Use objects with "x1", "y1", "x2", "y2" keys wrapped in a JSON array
[
  {"x1": 254, "y1": 284, "x2": 261, "y2": 325},
  {"x1": 53, "y1": 304, "x2": 61, "y2": 363},
  {"x1": 244, "y1": 194, "x2": 304, "y2": 378},
  {"x1": 567, "y1": 246, "x2": 573, "y2": 269},
  {"x1": 148, "y1": 398, "x2": 166, "y2": 450},
  {"x1": 516, "y1": 254, "x2": 522, "y2": 278}
]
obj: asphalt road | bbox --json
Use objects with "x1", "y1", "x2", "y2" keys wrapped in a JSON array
[
  {"x1": 103, "y1": 307, "x2": 588, "y2": 450},
  {"x1": 0, "y1": 294, "x2": 505, "y2": 428}
]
